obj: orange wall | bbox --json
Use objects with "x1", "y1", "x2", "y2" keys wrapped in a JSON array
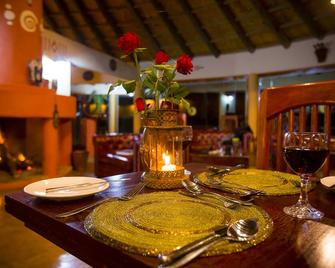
[{"x1": 0, "y1": 1, "x2": 42, "y2": 85}]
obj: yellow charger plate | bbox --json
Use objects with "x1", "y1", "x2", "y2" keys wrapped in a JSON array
[
  {"x1": 196, "y1": 168, "x2": 302, "y2": 195},
  {"x1": 85, "y1": 191, "x2": 273, "y2": 256}
]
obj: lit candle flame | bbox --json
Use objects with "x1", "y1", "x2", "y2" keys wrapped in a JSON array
[
  {"x1": 162, "y1": 152, "x2": 176, "y2": 171},
  {"x1": 163, "y1": 153, "x2": 170, "y2": 165}
]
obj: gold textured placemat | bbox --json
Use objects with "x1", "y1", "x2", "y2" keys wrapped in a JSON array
[
  {"x1": 84, "y1": 191, "x2": 273, "y2": 256},
  {"x1": 197, "y1": 169, "x2": 302, "y2": 195}
]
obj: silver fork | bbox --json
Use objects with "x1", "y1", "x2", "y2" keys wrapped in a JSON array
[
  {"x1": 206, "y1": 175, "x2": 266, "y2": 195},
  {"x1": 55, "y1": 181, "x2": 147, "y2": 218}
]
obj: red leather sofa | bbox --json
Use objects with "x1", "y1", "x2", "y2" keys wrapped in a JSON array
[{"x1": 93, "y1": 133, "x2": 139, "y2": 177}]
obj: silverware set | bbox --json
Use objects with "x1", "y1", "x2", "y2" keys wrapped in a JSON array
[
  {"x1": 200, "y1": 165, "x2": 267, "y2": 197},
  {"x1": 45, "y1": 181, "x2": 108, "y2": 193},
  {"x1": 180, "y1": 180, "x2": 253, "y2": 208},
  {"x1": 158, "y1": 218, "x2": 259, "y2": 268},
  {"x1": 55, "y1": 181, "x2": 147, "y2": 218}
]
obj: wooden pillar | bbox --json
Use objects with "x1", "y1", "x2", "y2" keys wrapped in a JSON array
[
  {"x1": 42, "y1": 118, "x2": 58, "y2": 177},
  {"x1": 0, "y1": 1, "x2": 42, "y2": 85},
  {"x1": 83, "y1": 118, "x2": 96, "y2": 159},
  {"x1": 247, "y1": 73, "x2": 259, "y2": 137},
  {"x1": 108, "y1": 94, "x2": 118, "y2": 133},
  {"x1": 59, "y1": 119, "x2": 72, "y2": 166}
]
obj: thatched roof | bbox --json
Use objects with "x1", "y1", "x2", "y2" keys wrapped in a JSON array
[{"x1": 44, "y1": 0, "x2": 335, "y2": 60}]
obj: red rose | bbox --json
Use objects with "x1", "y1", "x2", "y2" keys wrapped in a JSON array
[
  {"x1": 135, "y1": 98, "x2": 146, "y2": 112},
  {"x1": 155, "y1": 51, "x2": 170, "y2": 64},
  {"x1": 176, "y1": 53, "x2": 193, "y2": 75},
  {"x1": 117, "y1": 32, "x2": 140, "y2": 54}
]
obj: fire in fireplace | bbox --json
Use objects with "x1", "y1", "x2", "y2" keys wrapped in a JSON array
[{"x1": 0, "y1": 119, "x2": 41, "y2": 179}]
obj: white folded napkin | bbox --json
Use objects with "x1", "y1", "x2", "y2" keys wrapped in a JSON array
[{"x1": 320, "y1": 176, "x2": 335, "y2": 188}]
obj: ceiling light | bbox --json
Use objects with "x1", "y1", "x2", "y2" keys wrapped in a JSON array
[{"x1": 331, "y1": 0, "x2": 335, "y2": 4}]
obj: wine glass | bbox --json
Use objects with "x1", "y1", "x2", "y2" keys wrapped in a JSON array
[
  {"x1": 182, "y1": 126, "x2": 193, "y2": 149},
  {"x1": 282, "y1": 132, "x2": 329, "y2": 220}
]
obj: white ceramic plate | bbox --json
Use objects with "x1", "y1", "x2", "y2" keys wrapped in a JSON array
[
  {"x1": 24, "y1": 177, "x2": 109, "y2": 201},
  {"x1": 320, "y1": 176, "x2": 335, "y2": 191}
]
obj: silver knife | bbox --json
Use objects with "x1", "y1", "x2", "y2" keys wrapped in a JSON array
[
  {"x1": 45, "y1": 181, "x2": 108, "y2": 193},
  {"x1": 158, "y1": 225, "x2": 228, "y2": 268}
]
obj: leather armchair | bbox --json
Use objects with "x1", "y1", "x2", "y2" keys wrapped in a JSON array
[{"x1": 93, "y1": 133, "x2": 139, "y2": 177}]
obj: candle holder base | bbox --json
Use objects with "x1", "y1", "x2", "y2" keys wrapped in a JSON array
[{"x1": 143, "y1": 170, "x2": 191, "y2": 189}]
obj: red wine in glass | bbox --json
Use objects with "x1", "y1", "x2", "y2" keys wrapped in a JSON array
[
  {"x1": 182, "y1": 140, "x2": 192, "y2": 149},
  {"x1": 182, "y1": 126, "x2": 193, "y2": 149},
  {"x1": 283, "y1": 147, "x2": 329, "y2": 175},
  {"x1": 282, "y1": 132, "x2": 329, "y2": 220}
]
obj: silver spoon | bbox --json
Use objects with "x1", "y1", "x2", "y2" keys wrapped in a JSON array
[
  {"x1": 158, "y1": 218, "x2": 258, "y2": 268},
  {"x1": 182, "y1": 180, "x2": 253, "y2": 206}
]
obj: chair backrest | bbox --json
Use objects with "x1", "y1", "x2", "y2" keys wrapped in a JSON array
[
  {"x1": 220, "y1": 115, "x2": 239, "y2": 132},
  {"x1": 256, "y1": 80, "x2": 335, "y2": 176}
]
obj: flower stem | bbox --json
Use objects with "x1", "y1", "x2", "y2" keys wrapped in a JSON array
[
  {"x1": 155, "y1": 69, "x2": 160, "y2": 110},
  {"x1": 133, "y1": 52, "x2": 142, "y2": 93}
]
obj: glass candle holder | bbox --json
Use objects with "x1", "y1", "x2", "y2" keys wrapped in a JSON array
[{"x1": 141, "y1": 125, "x2": 190, "y2": 189}]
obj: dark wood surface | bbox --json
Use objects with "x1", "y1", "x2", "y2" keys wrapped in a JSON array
[{"x1": 5, "y1": 163, "x2": 335, "y2": 268}]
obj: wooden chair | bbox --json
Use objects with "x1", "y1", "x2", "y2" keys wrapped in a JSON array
[
  {"x1": 256, "y1": 80, "x2": 335, "y2": 176},
  {"x1": 220, "y1": 115, "x2": 239, "y2": 132}
]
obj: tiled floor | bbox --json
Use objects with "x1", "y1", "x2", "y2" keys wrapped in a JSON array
[{"x1": 0, "y1": 163, "x2": 95, "y2": 268}]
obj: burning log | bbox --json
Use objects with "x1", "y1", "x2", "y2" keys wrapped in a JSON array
[{"x1": 0, "y1": 130, "x2": 16, "y2": 177}]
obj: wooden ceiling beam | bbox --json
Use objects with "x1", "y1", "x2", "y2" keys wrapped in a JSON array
[
  {"x1": 286, "y1": 0, "x2": 324, "y2": 39},
  {"x1": 214, "y1": 0, "x2": 255, "y2": 53},
  {"x1": 179, "y1": 0, "x2": 221, "y2": 57},
  {"x1": 73, "y1": 0, "x2": 112, "y2": 54},
  {"x1": 43, "y1": 2, "x2": 58, "y2": 31},
  {"x1": 250, "y1": 0, "x2": 291, "y2": 48},
  {"x1": 54, "y1": 0, "x2": 87, "y2": 44},
  {"x1": 126, "y1": 0, "x2": 161, "y2": 54},
  {"x1": 95, "y1": 0, "x2": 123, "y2": 38},
  {"x1": 150, "y1": 0, "x2": 194, "y2": 57}
]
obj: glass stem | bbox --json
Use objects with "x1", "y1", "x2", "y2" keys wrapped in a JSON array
[{"x1": 297, "y1": 174, "x2": 309, "y2": 206}]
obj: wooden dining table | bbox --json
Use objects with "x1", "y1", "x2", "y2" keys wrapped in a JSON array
[{"x1": 4, "y1": 163, "x2": 335, "y2": 268}]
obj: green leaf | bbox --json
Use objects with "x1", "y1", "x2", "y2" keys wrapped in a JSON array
[
  {"x1": 134, "y1": 48, "x2": 147, "y2": 53},
  {"x1": 143, "y1": 69, "x2": 153, "y2": 75},
  {"x1": 163, "y1": 70, "x2": 176, "y2": 81},
  {"x1": 108, "y1": 84, "x2": 114, "y2": 95},
  {"x1": 174, "y1": 87, "x2": 189, "y2": 98},
  {"x1": 143, "y1": 79, "x2": 154, "y2": 89},
  {"x1": 156, "y1": 82, "x2": 166, "y2": 93},
  {"x1": 108, "y1": 80, "x2": 124, "y2": 95},
  {"x1": 122, "y1": 80, "x2": 136, "y2": 93},
  {"x1": 120, "y1": 55, "x2": 128, "y2": 60},
  {"x1": 168, "y1": 82, "x2": 180, "y2": 93},
  {"x1": 153, "y1": 64, "x2": 173, "y2": 71},
  {"x1": 187, "y1": 106, "x2": 197, "y2": 116},
  {"x1": 181, "y1": 98, "x2": 191, "y2": 109}
]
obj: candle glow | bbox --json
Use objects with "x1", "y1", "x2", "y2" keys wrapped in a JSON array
[{"x1": 162, "y1": 153, "x2": 176, "y2": 171}]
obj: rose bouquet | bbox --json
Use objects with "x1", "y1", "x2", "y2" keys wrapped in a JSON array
[{"x1": 109, "y1": 32, "x2": 196, "y2": 119}]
